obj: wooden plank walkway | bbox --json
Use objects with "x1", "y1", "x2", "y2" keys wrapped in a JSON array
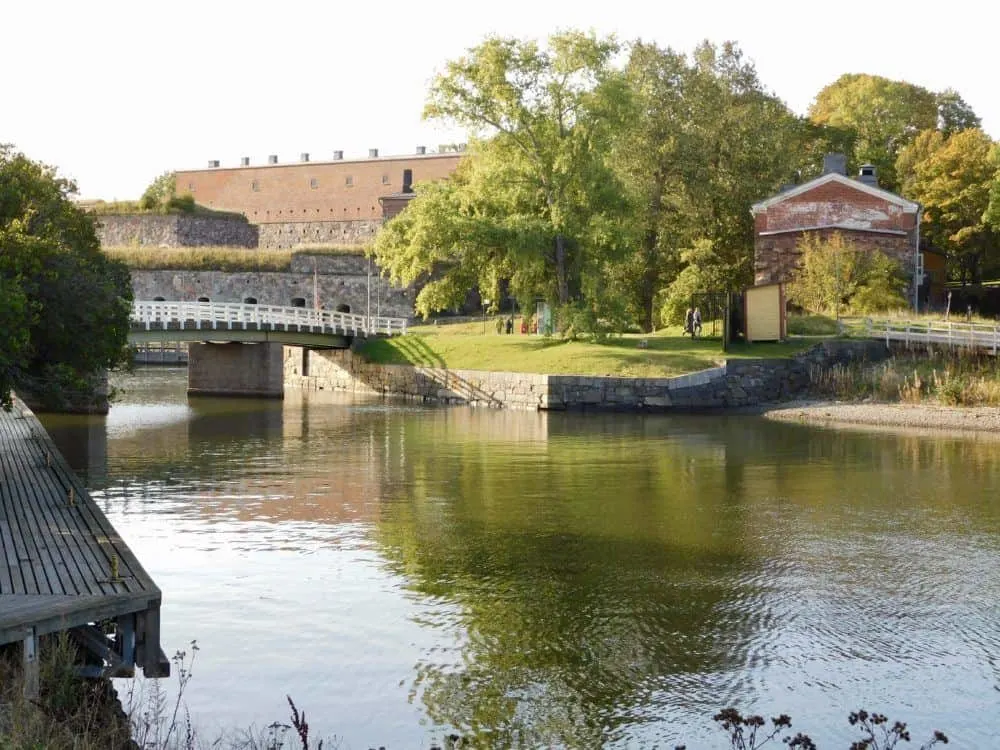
[{"x1": 0, "y1": 397, "x2": 166, "y2": 679}]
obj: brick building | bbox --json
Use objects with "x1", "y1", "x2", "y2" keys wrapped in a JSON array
[
  {"x1": 175, "y1": 149, "x2": 462, "y2": 249},
  {"x1": 752, "y1": 154, "x2": 927, "y2": 307}
]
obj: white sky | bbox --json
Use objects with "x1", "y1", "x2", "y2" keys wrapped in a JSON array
[{"x1": 5, "y1": 0, "x2": 996, "y2": 200}]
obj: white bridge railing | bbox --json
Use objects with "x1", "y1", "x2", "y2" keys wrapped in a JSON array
[
  {"x1": 132, "y1": 300, "x2": 408, "y2": 337},
  {"x1": 866, "y1": 318, "x2": 1000, "y2": 354}
]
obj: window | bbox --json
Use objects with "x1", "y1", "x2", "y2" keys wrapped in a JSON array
[
  {"x1": 244, "y1": 297, "x2": 258, "y2": 304},
  {"x1": 345, "y1": 175, "x2": 353, "y2": 187},
  {"x1": 291, "y1": 297, "x2": 306, "y2": 308},
  {"x1": 310, "y1": 178, "x2": 319, "y2": 189},
  {"x1": 381, "y1": 174, "x2": 389, "y2": 185},
  {"x1": 251, "y1": 180, "x2": 259, "y2": 192},
  {"x1": 188, "y1": 183, "x2": 195, "y2": 192}
]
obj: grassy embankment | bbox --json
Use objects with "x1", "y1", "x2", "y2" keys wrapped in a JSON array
[
  {"x1": 357, "y1": 319, "x2": 817, "y2": 378},
  {"x1": 104, "y1": 244, "x2": 364, "y2": 272}
]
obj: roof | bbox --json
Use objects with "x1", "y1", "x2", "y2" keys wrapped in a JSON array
[{"x1": 751, "y1": 172, "x2": 920, "y2": 216}]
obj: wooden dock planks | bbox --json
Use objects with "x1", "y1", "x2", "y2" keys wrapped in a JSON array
[{"x1": 0, "y1": 398, "x2": 165, "y2": 675}]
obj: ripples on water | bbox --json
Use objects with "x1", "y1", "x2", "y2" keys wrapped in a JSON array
[{"x1": 38, "y1": 367, "x2": 1000, "y2": 748}]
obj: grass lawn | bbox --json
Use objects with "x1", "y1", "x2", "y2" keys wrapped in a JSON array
[{"x1": 357, "y1": 319, "x2": 820, "y2": 378}]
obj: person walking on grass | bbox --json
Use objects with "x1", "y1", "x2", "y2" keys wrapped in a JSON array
[
  {"x1": 684, "y1": 307, "x2": 694, "y2": 336},
  {"x1": 692, "y1": 307, "x2": 702, "y2": 338}
]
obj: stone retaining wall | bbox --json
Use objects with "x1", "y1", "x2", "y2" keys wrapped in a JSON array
[
  {"x1": 96, "y1": 214, "x2": 258, "y2": 248},
  {"x1": 284, "y1": 339, "x2": 890, "y2": 411},
  {"x1": 257, "y1": 220, "x2": 380, "y2": 249},
  {"x1": 130, "y1": 268, "x2": 411, "y2": 318}
]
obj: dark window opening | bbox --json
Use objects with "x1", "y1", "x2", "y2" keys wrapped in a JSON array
[
  {"x1": 153, "y1": 296, "x2": 165, "y2": 301},
  {"x1": 251, "y1": 180, "x2": 259, "y2": 191},
  {"x1": 197, "y1": 296, "x2": 210, "y2": 302},
  {"x1": 244, "y1": 297, "x2": 258, "y2": 304},
  {"x1": 335, "y1": 303, "x2": 351, "y2": 313},
  {"x1": 291, "y1": 297, "x2": 306, "y2": 308},
  {"x1": 310, "y1": 178, "x2": 319, "y2": 189}
]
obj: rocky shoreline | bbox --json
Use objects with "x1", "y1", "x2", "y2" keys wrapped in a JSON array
[{"x1": 762, "y1": 399, "x2": 1000, "y2": 436}]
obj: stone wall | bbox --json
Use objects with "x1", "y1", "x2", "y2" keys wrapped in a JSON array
[
  {"x1": 96, "y1": 214, "x2": 258, "y2": 248},
  {"x1": 284, "y1": 340, "x2": 890, "y2": 411},
  {"x1": 130, "y1": 267, "x2": 411, "y2": 318},
  {"x1": 257, "y1": 220, "x2": 380, "y2": 249},
  {"x1": 189, "y1": 342, "x2": 284, "y2": 398}
]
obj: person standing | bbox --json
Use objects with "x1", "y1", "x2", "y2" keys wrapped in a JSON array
[
  {"x1": 684, "y1": 307, "x2": 694, "y2": 336},
  {"x1": 692, "y1": 307, "x2": 702, "y2": 338}
]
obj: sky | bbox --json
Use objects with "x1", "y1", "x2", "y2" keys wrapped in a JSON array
[{"x1": 5, "y1": 0, "x2": 996, "y2": 200}]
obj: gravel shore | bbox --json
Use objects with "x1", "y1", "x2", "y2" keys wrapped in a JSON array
[{"x1": 762, "y1": 399, "x2": 1000, "y2": 436}]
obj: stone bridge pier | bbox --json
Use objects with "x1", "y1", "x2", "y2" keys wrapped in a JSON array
[{"x1": 187, "y1": 342, "x2": 285, "y2": 398}]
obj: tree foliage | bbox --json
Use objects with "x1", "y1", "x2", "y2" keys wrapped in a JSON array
[
  {"x1": 418, "y1": 31, "x2": 628, "y2": 309},
  {"x1": 611, "y1": 41, "x2": 802, "y2": 331},
  {"x1": 809, "y1": 74, "x2": 949, "y2": 191},
  {"x1": 786, "y1": 233, "x2": 908, "y2": 315},
  {"x1": 897, "y1": 128, "x2": 998, "y2": 282},
  {"x1": 0, "y1": 145, "x2": 133, "y2": 409}
]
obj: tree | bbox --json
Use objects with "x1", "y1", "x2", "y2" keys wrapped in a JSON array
[
  {"x1": 786, "y1": 233, "x2": 908, "y2": 315},
  {"x1": 809, "y1": 74, "x2": 941, "y2": 191},
  {"x1": 611, "y1": 40, "x2": 803, "y2": 331},
  {"x1": 0, "y1": 145, "x2": 133, "y2": 410},
  {"x1": 985, "y1": 144, "x2": 1000, "y2": 235},
  {"x1": 898, "y1": 128, "x2": 998, "y2": 282},
  {"x1": 419, "y1": 31, "x2": 628, "y2": 309},
  {"x1": 139, "y1": 170, "x2": 177, "y2": 210},
  {"x1": 936, "y1": 88, "x2": 981, "y2": 135}
]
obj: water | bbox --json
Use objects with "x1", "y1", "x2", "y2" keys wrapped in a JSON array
[{"x1": 39, "y1": 368, "x2": 1000, "y2": 748}]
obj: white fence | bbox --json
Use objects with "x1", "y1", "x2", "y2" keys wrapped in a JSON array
[
  {"x1": 132, "y1": 301, "x2": 408, "y2": 337},
  {"x1": 866, "y1": 318, "x2": 1000, "y2": 354}
]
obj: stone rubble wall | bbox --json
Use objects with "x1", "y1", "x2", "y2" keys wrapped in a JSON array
[
  {"x1": 95, "y1": 214, "x2": 258, "y2": 248},
  {"x1": 284, "y1": 340, "x2": 891, "y2": 411},
  {"x1": 131, "y1": 268, "x2": 411, "y2": 318},
  {"x1": 257, "y1": 220, "x2": 380, "y2": 249}
]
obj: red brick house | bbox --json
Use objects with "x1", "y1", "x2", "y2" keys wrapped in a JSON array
[{"x1": 751, "y1": 154, "x2": 926, "y2": 308}]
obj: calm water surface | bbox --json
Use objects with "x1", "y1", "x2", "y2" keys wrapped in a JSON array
[{"x1": 40, "y1": 368, "x2": 1000, "y2": 748}]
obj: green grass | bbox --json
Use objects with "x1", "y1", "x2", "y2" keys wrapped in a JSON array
[
  {"x1": 86, "y1": 200, "x2": 246, "y2": 220},
  {"x1": 358, "y1": 320, "x2": 818, "y2": 377},
  {"x1": 104, "y1": 245, "x2": 364, "y2": 271}
]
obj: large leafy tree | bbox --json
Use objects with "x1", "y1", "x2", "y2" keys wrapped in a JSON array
[
  {"x1": 897, "y1": 129, "x2": 998, "y2": 282},
  {"x1": 611, "y1": 41, "x2": 803, "y2": 330},
  {"x1": 0, "y1": 145, "x2": 133, "y2": 410},
  {"x1": 382, "y1": 31, "x2": 628, "y2": 313},
  {"x1": 809, "y1": 74, "x2": 942, "y2": 191}
]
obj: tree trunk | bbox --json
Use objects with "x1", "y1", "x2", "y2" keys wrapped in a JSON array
[{"x1": 555, "y1": 233, "x2": 569, "y2": 305}]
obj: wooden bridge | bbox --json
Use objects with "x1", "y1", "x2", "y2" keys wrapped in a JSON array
[
  {"x1": 130, "y1": 300, "x2": 407, "y2": 348},
  {"x1": 866, "y1": 318, "x2": 1000, "y2": 354},
  {"x1": 0, "y1": 399, "x2": 167, "y2": 695}
]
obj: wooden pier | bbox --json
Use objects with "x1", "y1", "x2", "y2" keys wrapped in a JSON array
[{"x1": 0, "y1": 398, "x2": 167, "y2": 692}]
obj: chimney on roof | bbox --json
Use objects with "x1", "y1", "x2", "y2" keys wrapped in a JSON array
[
  {"x1": 822, "y1": 153, "x2": 848, "y2": 176},
  {"x1": 858, "y1": 164, "x2": 878, "y2": 187},
  {"x1": 369, "y1": 148, "x2": 379, "y2": 158},
  {"x1": 416, "y1": 146, "x2": 426, "y2": 155},
  {"x1": 240, "y1": 156, "x2": 250, "y2": 167},
  {"x1": 333, "y1": 150, "x2": 343, "y2": 160},
  {"x1": 268, "y1": 154, "x2": 279, "y2": 165},
  {"x1": 300, "y1": 152, "x2": 310, "y2": 162},
  {"x1": 208, "y1": 159, "x2": 220, "y2": 168},
  {"x1": 402, "y1": 169, "x2": 413, "y2": 194}
]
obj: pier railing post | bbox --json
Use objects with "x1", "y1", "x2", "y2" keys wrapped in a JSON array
[{"x1": 23, "y1": 629, "x2": 39, "y2": 699}]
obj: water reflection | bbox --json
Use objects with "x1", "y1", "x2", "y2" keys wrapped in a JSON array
[{"x1": 38, "y1": 369, "x2": 1000, "y2": 748}]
